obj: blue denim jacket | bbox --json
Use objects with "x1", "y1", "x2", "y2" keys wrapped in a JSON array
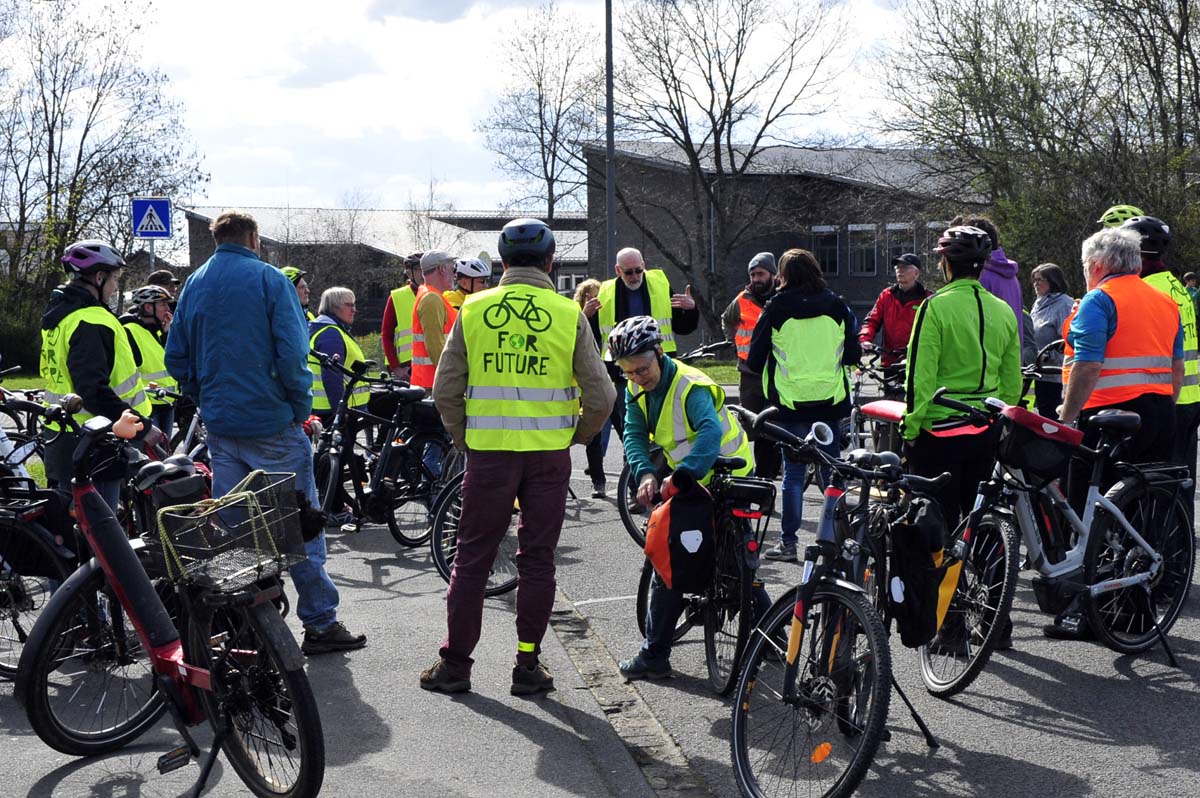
[{"x1": 165, "y1": 243, "x2": 313, "y2": 436}]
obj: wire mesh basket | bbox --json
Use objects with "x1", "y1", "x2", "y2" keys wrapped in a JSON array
[{"x1": 144, "y1": 471, "x2": 306, "y2": 592}]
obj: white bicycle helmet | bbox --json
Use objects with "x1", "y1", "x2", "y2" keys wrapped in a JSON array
[
  {"x1": 608, "y1": 316, "x2": 664, "y2": 360},
  {"x1": 455, "y1": 257, "x2": 492, "y2": 279},
  {"x1": 128, "y1": 285, "x2": 172, "y2": 309}
]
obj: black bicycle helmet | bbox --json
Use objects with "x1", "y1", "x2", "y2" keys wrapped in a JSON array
[
  {"x1": 934, "y1": 226, "x2": 993, "y2": 265},
  {"x1": 1120, "y1": 215, "x2": 1171, "y2": 256},
  {"x1": 608, "y1": 315, "x2": 663, "y2": 360},
  {"x1": 498, "y1": 218, "x2": 555, "y2": 261}
]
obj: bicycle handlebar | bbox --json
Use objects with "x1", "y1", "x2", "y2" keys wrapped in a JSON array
[
  {"x1": 308, "y1": 349, "x2": 427, "y2": 405},
  {"x1": 677, "y1": 340, "x2": 733, "y2": 363}
]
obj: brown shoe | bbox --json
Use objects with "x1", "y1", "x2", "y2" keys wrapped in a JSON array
[
  {"x1": 301, "y1": 621, "x2": 367, "y2": 655},
  {"x1": 420, "y1": 660, "x2": 471, "y2": 694},
  {"x1": 511, "y1": 661, "x2": 555, "y2": 696}
]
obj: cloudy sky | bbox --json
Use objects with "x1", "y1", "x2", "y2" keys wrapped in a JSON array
[{"x1": 135, "y1": 0, "x2": 901, "y2": 214}]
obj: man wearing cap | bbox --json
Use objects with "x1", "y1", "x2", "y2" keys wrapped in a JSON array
[
  {"x1": 411, "y1": 251, "x2": 458, "y2": 391},
  {"x1": 280, "y1": 266, "x2": 314, "y2": 321},
  {"x1": 859, "y1": 253, "x2": 932, "y2": 376},
  {"x1": 381, "y1": 252, "x2": 423, "y2": 381},
  {"x1": 147, "y1": 268, "x2": 182, "y2": 299},
  {"x1": 722, "y1": 252, "x2": 779, "y2": 478}
]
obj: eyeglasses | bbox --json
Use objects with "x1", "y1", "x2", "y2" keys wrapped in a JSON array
[
  {"x1": 1032, "y1": 277, "x2": 1048, "y2": 284},
  {"x1": 621, "y1": 268, "x2": 645, "y2": 277},
  {"x1": 622, "y1": 363, "x2": 655, "y2": 380}
]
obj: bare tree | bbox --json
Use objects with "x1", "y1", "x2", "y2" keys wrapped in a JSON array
[
  {"x1": 405, "y1": 177, "x2": 468, "y2": 253},
  {"x1": 476, "y1": 0, "x2": 600, "y2": 220}
]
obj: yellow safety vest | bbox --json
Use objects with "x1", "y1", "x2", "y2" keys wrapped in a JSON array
[
  {"x1": 630, "y1": 360, "x2": 753, "y2": 484},
  {"x1": 597, "y1": 270, "x2": 676, "y2": 355},
  {"x1": 764, "y1": 314, "x2": 848, "y2": 408},
  {"x1": 123, "y1": 321, "x2": 177, "y2": 406},
  {"x1": 308, "y1": 324, "x2": 370, "y2": 411},
  {"x1": 389, "y1": 284, "x2": 418, "y2": 364},
  {"x1": 444, "y1": 288, "x2": 467, "y2": 310},
  {"x1": 1143, "y1": 271, "x2": 1199, "y2": 405},
  {"x1": 462, "y1": 284, "x2": 581, "y2": 451},
  {"x1": 41, "y1": 305, "x2": 152, "y2": 429}
]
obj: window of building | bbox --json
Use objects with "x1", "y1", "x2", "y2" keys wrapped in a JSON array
[
  {"x1": 925, "y1": 221, "x2": 948, "y2": 264},
  {"x1": 847, "y1": 224, "x2": 877, "y2": 277},
  {"x1": 885, "y1": 223, "x2": 914, "y2": 265},
  {"x1": 810, "y1": 226, "x2": 839, "y2": 275},
  {"x1": 556, "y1": 272, "x2": 585, "y2": 296}
]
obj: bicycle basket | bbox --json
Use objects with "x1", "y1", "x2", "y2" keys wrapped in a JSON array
[
  {"x1": 145, "y1": 471, "x2": 306, "y2": 592},
  {"x1": 996, "y1": 406, "x2": 1083, "y2": 481}
]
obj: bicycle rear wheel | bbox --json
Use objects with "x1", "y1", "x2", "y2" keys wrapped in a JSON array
[
  {"x1": 385, "y1": 433, "x2": 449, "y2": 548},
  {"x1": 731, "y1": 584, "x2": 891, "y2": 798},
  {"x1": 0, "y1": 518, "x2": 70, "y2": 677},
  {"x1": 429, "y1": 472, "x2": 519, "y2": 596},
  {"x1": 918, "y1": 512, "x2": 1018, "y2": 698},
  {"x1": 187, "y1": 596, "x2": 324, "y2": 798},
  {"x1": 704, "y1": 514, "x2": 753, "y2": 695},
  {"x1": 16, "y1": 561, "x2": 167, "y2": 755},
  {"x1": 1085, "y1": 479, "x2": 1195, "y2": 654},
  {"x1": 635, "y1": 558, "x2": 698, "y2": 642}
]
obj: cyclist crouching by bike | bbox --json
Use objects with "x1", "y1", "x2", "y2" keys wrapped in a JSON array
[
  {"x1": 858, "y1": 252, "x2": 931, "y2": 396},
  {"x1": 609, "y1": 315, "x2": 765, "y2": 680},
  {"x1": 744, "y1": 248, "x2": 861, "y2": 563}
]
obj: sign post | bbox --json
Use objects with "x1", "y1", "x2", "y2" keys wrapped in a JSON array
[{"x1": 131, "y1": 197, "x2": 172, "y2": 271}]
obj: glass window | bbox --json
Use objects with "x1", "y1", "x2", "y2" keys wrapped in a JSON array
[
  {"x1": 848, "y1": 225, "x2": 877, "y2": 277},
  {"x1": 556, "y1": 272, "x2": 584, "y2": 295},
  {"x1": 810, "y1": 227, "x2": 838, "y2": 275},
  {"x1": 885, "y1": 224, "x2": 915, "y2": 265}
]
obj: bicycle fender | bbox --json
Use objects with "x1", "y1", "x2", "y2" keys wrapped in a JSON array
[{"x1": 249, "y1": 602, "x2": 305, "y2": 671}]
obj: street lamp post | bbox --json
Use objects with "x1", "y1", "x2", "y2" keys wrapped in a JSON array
[{"x1": 605, "y1": 0, "x2": 617, "y2": 274}]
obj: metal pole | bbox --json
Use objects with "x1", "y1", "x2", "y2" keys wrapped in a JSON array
[
  {"x1": 149, "y1": 239, "x2": 155, "y2": 271},
  {"x1": 605, "y1": 0, "x2": 617, "y2": 274}
]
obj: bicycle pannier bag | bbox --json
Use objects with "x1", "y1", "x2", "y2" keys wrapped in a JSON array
[
  {"x1": 644, "y1": 472, "x2": 715, "y2": 593},
  {"x1": 996, "y1": 406, "x2": 1083, "y2": 482},
  {"x1": 888, "y1": 497, "x2": 961, "y2": 648}
]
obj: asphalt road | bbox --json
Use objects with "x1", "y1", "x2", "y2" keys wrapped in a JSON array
[{"x1": 2, "y1": 442, "x2": 1198, "y2": 797}]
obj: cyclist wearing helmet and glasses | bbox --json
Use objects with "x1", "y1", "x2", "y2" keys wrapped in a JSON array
[
  {"x1": 444, "y1": 255, "x2": 493, "y2": 310},
  {"x1": 120, "y1": 284, "x2": 178, "y2": 438}
]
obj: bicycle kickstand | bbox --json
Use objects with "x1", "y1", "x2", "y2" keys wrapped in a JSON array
[
  {"x1": 1145, "y1": 588, "x2": 1180, "y2": 668},
  {"x1": 891, "y1": 675, "x2": 939, "y2": 749},
  {"x1": 185, "y1": 716, "x2": 229, "y2": 798}
]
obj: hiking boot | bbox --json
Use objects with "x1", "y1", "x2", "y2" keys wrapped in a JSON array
[
  {"x1": 618, "y1": 654, "x2": 672, "y2": 681},
  {"x1": 301, "y1": 621, "x2": 367, "y2": 655},
  {"x1": 511, "y1": 661, "x2": 555, "y2": 696},
  {"x1": 763, "y1": 542, "x2": 798, "y2": 562},
  {"x1": 591, "y1": 481, "x2": 607, "y2": 499},
  {"x1": 972, "y1": 616, "x2": 1014, "y2": 651},
  {"x1": 419, "y1": 659, "x2": 471, "y2": 694}
]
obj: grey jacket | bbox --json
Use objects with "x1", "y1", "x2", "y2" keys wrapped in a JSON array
[{"x1": 1030, "y1": 291, "x2": 1075, "y2": 379}]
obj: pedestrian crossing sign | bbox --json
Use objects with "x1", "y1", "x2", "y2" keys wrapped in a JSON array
[{"x1": 132, "y1": 197, "x2": 172, "y2": 239}]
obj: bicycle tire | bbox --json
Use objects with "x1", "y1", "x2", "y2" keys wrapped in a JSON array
[
  {"x1": 0, "y1": 431, "x2": 45, "y2": 483},
  {"x1": 730, "y1": 583, "x2": 891, "y2": 798},
  {"x1": 314, "y1": 444, "x2": 342, "y2": 518},
  {"x1": 704, "y1": 514, "x2": 753, "y2": 695},
  {"x1": 0, "y1": 405, "x2": 22, "y2": 434},
  {"x1": 0, "y1": 517, "x2": 71, "y2": 677},
  {"x1": 634, "y1": 558, "x2": 697, "y2": 643},
  {"x1": 617, "y1": 449, "x2": 671, "y2": 548},
  {"x1": 1084, "y1": 479, "x2": 1195, "y2": 654},
  {"x1": 187, "y1": 597, "x2": 325, "y2": 798},
  {"x1": 918, "y1": 512, "x2": 1019, "y2": 698},
  {"x1": 385, "y1": 433, "x2": 449, "y2": 547},
  {"x1": 16, "y1": 561, "x2": 167, "y2": 755},
  {"x1": 429, "y1": 472, "x2": 519, "y2": 596}
]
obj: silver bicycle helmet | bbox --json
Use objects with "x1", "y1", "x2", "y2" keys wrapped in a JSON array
[{"x1": 608, "y1": 315, "x2": 664, "y2": 360}]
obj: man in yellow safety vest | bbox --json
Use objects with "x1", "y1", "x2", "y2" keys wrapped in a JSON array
[{"x1": 381, "y1": 252, "x2": 423, "y2": 381}]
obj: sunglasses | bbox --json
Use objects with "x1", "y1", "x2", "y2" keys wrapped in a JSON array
[{"x1": 621, "y1": 268, "x2": 645, "y2": 277}]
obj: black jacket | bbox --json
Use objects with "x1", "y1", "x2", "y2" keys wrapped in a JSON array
[{"x1": 609, "y1": 278, "x2": 700, "y2": 338}]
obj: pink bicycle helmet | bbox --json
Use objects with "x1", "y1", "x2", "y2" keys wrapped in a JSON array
[{"x1": 62, "y1": 240, "x2": 125, "y2": 275}]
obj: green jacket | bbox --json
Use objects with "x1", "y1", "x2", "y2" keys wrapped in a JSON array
[{"x1": 903, "y1": 278, "x2": 1021, "y2": 439}]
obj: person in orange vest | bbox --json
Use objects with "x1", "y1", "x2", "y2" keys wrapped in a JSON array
[
  {"x1": 411, "y1": 251, "x2": 458, "y2": 391},
  {"x1": 1053, "y1": 226, "x2": 1183, "y2": 640},
  {"x1": 381, "y1": 251, "x2": 424, "y2": 381},
  {"x1": 721, "y1": 251, "x2": 779, "y2": 478}
]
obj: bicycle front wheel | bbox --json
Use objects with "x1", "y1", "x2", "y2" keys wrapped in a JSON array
[
  {"x1": 704, "y1": 515, "x2": 753, "y2": 695},
  {"x1": 635, "y1": 558, "x2": 698, "y2": 642},
  {"x1": 429, "y1": 472, "x2": 519, "y2": 596},
  {"x1": 0, "y1": 518, "x2": 70, "y2": 677},
  {"x1": 187, "y1": 596, "x2": 324, "y2": 798},
  {"x1": 731, "y1": 584, "x2": 891, "y2": 798}
]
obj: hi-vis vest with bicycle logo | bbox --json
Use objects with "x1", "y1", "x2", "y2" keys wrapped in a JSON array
[
  {"x1": 389, "y1": 284, "x2": 418, "y2": 364},
  {"x1": 630, "y1": 360, "x2": 753, "y2": 484},
  {"x1": 307, "y1": 323, "x2": 369, "y2": 411},
  {"x1": 461, "y1": 284, "x2": 581, "y2": 451},
  {"x1": 1061, "y1": 274, "x2": 1180, "y2": 410},
  {"x1": 1143, "y1": 271, "x2": 1199, "y2": 405},
  {"x1": 598, "y1": 270, "x2": 676, "y2": 355},
  {"x1": 40, "y1": 306, "x2": 152, "y2": 429},
  {"x1": 411, "y1": 285, "x2": 457, "y2": 388},
  {"x1": 122, "y1": 321, "x2": 177, "y2": 406},
  {"x1": 764, "y1": 314, "x2": 847, "y2": 408},
  {"x1": 734, "y1": 292, "x2": 764, "y2": 361}
]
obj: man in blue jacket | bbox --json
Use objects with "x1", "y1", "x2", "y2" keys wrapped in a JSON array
[{"x1": 165, "y1": 210, "x2": 366, "y2": 656}]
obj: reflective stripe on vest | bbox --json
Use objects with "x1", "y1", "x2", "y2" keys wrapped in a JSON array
[
  {"x1": 597, "y1": 270, "x2": 677, "y2": 355},
  {"x1": 764, "y1": 314, "x2": 847, "y2": 408},
  {"x1": 40, "y1": 305, "x2": 152, "y2": 429},
  {"x1": 308, "y1": 324, "x2": 370, "y2": 410},
  {"x1": 462, "y1": 284, "x2": 581, "y2": 451},
  {"x1": 734, "y1": 292, "x2": 763, "y2": 361},
  {"x1": 1144, "y1": 271, "x2": 1200, "y2": 404},
  {"x1": 1061, "y1": 274, "x2": 1180, "y2": 410},
  {"x1": 389, "y1": 284, "x2": 418, "y2": 364},
  {"x1": 630, "y1": 360, "x2": 753, "y2": 484},
  {"x1": 411, "y1": 285, "x2": 457, "y2": 388},
  {"x1": 123, "y1": 321, "x2": 177, "y2": 405}
]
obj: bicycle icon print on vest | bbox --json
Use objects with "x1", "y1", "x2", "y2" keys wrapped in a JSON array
[
  {"x1": 480, "y1": 291, "x2": 557, "y2": 376},
  {"x1": 482, "y1": 291, "x2": 552, "y2": 332}
]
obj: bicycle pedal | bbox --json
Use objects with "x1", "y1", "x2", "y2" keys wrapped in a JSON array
[
  {"x1": 339, "y1": 523, "x2": 360, "y2": 534},
  {"x1": 157, "y1": 745, "x2": 192, "y2": 774}
]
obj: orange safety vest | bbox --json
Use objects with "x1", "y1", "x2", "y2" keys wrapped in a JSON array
[
  {"x1": 734, "y1": 292, "x2": 764, "y2": 361},
  {"x1": 411, "y1": 285, "x2": 457, "y2": 388},
  {"x1": 1061, "y1": 274, "x2": 1179, "y2": 410}
]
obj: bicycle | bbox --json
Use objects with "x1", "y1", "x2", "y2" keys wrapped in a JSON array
[
  {"x1": 727, "y1": 405, "x2": 948, "y2": 798},
  {"x1": 920, "y1": 387, "x2": 1194, "y2": 697},
  {"x1": 428, "y1": 468, "x2": 521, "y2": 596},
  {"x1": 15, "y1": 410, "x2": 324, "y2": 798},
  {"x1": 0, "y1": 359, "x2": 45, "y2": 437}
]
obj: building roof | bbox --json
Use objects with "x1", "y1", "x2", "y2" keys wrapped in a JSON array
[
  {"x1": 583, "y1": 141, "x2": 983, "y2": 203},
  {"x1": 182, "y1": 206, "x2": 589, "y2": 263}
]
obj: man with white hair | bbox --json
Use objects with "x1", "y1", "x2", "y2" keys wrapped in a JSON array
[{"x1": 411, "y1": 250, "x2": 459, "y2": 391}]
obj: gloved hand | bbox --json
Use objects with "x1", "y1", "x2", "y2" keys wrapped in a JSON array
[{"x1": 302, "y1": 415, "x2": 323, "y2": 437}]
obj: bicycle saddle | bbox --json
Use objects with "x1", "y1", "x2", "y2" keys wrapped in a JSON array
[
  {"x1": 714, "y1": 456, "x2": 747, "y2": 472},
  {"x1": 1085, "y1": 410, "x2": 1141, "y2": 434},
  {"x1": 391, "y1": 387, "x2": 427, "y2": 403},
  {"x1": 846, "y1": 449, "x2": 901, "y2": 469}
]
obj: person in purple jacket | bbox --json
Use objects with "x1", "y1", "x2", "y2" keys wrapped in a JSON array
[{"x1": 950, "y1": 214, "x2": 1023, "y2": 339}]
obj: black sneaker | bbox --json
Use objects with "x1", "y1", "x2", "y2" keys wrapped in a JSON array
[
  {"x1": 618, "y1": 654, "x2": 672, "y2": 681},
  {"x1": 301, "y1": 621, "x2": 367, "y2": 655},
  {"x1": 419, "y1": 659, "x2": 471, "y2": 693},
  {"x1": 928, "y1": 616, "x2": 969, "y2": 657},
  {"x1": 1042, "y1": 613, "x2": 1093, "y2": 641},
  {"x1": 511, "y1": 662, "x2": 555, "y2": 696},
  {"x1": 591, "y1": 481, "x2": 607, "y2": 499}
]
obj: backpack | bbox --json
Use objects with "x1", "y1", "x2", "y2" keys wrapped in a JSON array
[
  {"x1": 643, "y1": 472, "x2": 716, "y2": 593},
  {"x1": 887, "y1": 496, "x2": 961, "y2": 648}
]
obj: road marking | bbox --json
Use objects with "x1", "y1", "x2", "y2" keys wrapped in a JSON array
[{"x1": 573, "y1": 595, "x2": 637, "y2": 607}]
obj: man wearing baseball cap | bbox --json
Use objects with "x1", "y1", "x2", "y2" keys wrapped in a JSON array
[
  {"x1": 858, "y1": 253, "x2": 932, "y2": 375},
  {"x1": 722, "y1": 251, "x2": 779, "y2": 477},
  {"x1": 381, "y1": 252, "x2": 424, "y2": 380},
  {"x1": 411, "y1": 251, "x2": 458, "y2": 390}
]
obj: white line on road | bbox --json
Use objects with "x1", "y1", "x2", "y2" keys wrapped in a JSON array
[{"x1": 573, "y1": 595, "x2": 637, "y2": 607}]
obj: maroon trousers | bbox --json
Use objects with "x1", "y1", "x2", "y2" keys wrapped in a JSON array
[{"x1": 439, "y1": 448, "x2": 571, "y2": 676}]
